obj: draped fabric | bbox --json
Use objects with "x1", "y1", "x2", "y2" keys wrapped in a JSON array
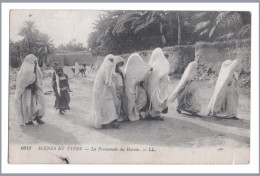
[
  {"x1": 169, "y1": 61, "x2": 201, "y2": 113},
  {"x1": 14, "y1": 54, "x2": 45, "y2": 125},
  {"x1": 176, "y1": 80, "x2": 201, "y2": 113},
  {"x1": 208, "y1": 59, "x2": 239, "y2": 118},
  {"x1": 91, "y1": 54, "x2": 120, "y2": 128},
  {"x1": 124, "y1": 53, "x2": 152, "y2": 121},
  {"x1": 146, "y1": 48, "x2": 170, "y2": 117},
  {"x1": 112, "y1": 56, "x2": 128, "y2": 121}
]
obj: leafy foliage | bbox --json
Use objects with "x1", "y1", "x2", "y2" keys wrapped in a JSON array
[
  {"x1": 57, "y1": 39, "x2": 87, "y2": 53},
  {"x1": 10, "y1": 21, "x2": 56, "y2": 67},
  {"x1": 192, "y1": 11, "x2": 250, "y2": 42},
  {"x1": 87, "y1": 10, "x2": 249, "y2": 55}
]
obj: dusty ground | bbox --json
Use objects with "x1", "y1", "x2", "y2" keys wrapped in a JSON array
[
  {"x1": 9, "y1": 67, "x2": 250, "y2": 146},
  {"x1": 8, "y1": 67, "x2": 250, "y2": 164}
]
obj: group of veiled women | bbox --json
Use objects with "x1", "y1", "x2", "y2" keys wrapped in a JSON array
[
  {"x1": 91, "y1": 48, "x2": 240, "y2": 129},
  {"x1": 14, "y1": 48, "x2": 240, "y2": 128}
]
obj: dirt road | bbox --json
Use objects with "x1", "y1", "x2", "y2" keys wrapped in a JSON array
[{"x1": 8, "y1": 68, "x2": 250, "y2": 164}]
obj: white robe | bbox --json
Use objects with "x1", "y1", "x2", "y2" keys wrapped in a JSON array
[
  {"x1": 208, "y1": 59, "x2": 239, "y2": 118},
  {"x1": 146, "y1": 48, "x2": 170, "y2": 117},
  {"x1": 169, "y1": 61, "x2": 201, "y2": 113},
  {"x1": 124, "y1": 53, "x2": 152, "y2": 121},
  {"x1": 91, "y1": 55, "x2": 123, "y2": 128},
  {"x1": 14, "y1": 54, "x2": 45, "y2": 125}
]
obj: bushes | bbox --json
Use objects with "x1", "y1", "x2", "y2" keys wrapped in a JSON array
[{"x1": 10, "y1": 56, "x2": 21, "y2": 68}]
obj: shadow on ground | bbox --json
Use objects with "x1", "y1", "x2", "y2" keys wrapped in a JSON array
[
  {"x1": 98, "y1": 116, "x2": 250, "y2": 147},
  {"x1": 21, "y1": 122, "x2": 79, "y2": 145},
  {"x1": 178, "y1": 112, "x2": 250, "y2": 129}
]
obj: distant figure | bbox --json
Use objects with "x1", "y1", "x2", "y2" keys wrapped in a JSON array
[
  {"x1": 71, "y1": 67, "x2": 75, "y2": 74},
  {"x1": 14, "y1": 54, "x2": 45, "y2": 126},
  {"x1": 52, "y1": 66, "x2": 71, "y2": 115},
  {"x1": 75, "y1": 62, "x2": 80, "y2": 77},
  {"x1": 168, "y1": 61, "x2": 201, "y2": 116},
  {"x1": 52, "y1": 62, "x2": 59, "y2": 76},
  {"x1": 91, "y1": 54, "x2": 121, "y2": 129},
  {"x1": 79, "y1": 64, "x2": 87, "y2": 78},
  {"x1": 208, "y1": 59, "x2": 239, "y2": 119}
]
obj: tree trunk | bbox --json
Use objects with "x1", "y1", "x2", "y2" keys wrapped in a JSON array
[{"x1": 177, "y1": 15, "x2": 181, "y2": 45}]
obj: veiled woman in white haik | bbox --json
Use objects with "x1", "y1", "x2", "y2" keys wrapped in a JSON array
[
  {"x1": 145, "y1": 48, "x2": 170, "y2": 120},
  {"x1": 168, "y1": 61, "x2": 201, "y2": 116},
  {"x1": 208, "y1": 59, "x2": 239, "y2": 119},
  {"x1": 14, "y1": 54, "x2": 45, "y2": 126},
  {"x1": 124, "y1": 53, "x2": 153, "y2": 121},
  {"x1": 91, "y1": 54, "x2": 124, "y2": 129}
]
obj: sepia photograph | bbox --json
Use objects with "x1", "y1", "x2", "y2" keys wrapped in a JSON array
[{"x1": 8, "y1": 7, "x2": 251, "y2": 164}]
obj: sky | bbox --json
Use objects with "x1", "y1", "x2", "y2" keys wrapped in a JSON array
[{"x1": 10, "y1": 10, "x2": 104, "y2": 47}]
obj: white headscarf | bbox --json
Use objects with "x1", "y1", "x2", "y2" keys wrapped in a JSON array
[
  {"x1": 208, "y1": 59, "x2": 239, "y2": 113},
  {"x1": 14, "y1": 54, "x2": 42, "y2": 100},
  {"x1": 168, "y1": 61, "x2": 198, "y2": 102},
  {"x1": 146, "y1": 48, "x2": 170, "y2": 112}
]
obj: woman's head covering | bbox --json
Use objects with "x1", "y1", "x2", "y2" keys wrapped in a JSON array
[
  {"x1": 95, "y1": 54, "x2": 116, "y2": 87},
  {"x1": 146, "y1": 48, "x2": 170, "y2": 116},
  {"x1": 124, "y1": 53, "x2": 152, "y2": 121},
  {"x1": 14, "y1": 54, "x2": 43, "y2": 100},
  {"x1": 124, "y1": 53, "x2": 152, "y2": 84},
  {"x1": 208, "y1": 59, "x2": 239, "y2": 113},
  {"x1": 168, "y1": 61, "x2": 198, "y2": 102},
  {"x1": 148, "y1": 48, "x2": 170, "y2": 79},
  {"x1": 17, "y1": 54, "x2": 37, "y2": 77}
]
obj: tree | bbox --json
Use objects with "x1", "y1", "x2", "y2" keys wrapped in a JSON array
[
  {"x1": 10, "y1": 40, "x2": 21, "y2": 68},
  {"x1": 87, "y1": 10, "x2": 251, "y2": 55},
  {"x1": 32, "y1": 33, "x2": 55, "y2": 67},
  {"x1": 17, "y1": 20, "x2": 56, "y2": 67},
  {"x1": 18, "y1": 21, "x2": 38, "y2": 54},
  {"x1": 192, "y1": 11, "x2": 251, "y2": 42},
  {"x1": 57, "y1": 39, "x2": 87, "y2": 53}
]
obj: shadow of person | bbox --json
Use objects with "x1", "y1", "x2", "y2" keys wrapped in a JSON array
[
  {"x1": 98, "y1": 116, "x2": 249, "y2": 147},
  {"x1": 180, "y1": 112, "x2": 250, "y2": 130},
  {"x1": 21, "y1": 122, "x2": 79, "y2": 145},
  {"x1": 203, "y1": 116, "x2": 250, "y2": 129},
  {"x1": 61, "y1": 112, "x2": 90, "y2": 128}
]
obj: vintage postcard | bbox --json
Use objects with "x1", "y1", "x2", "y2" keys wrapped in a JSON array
[{"x1": 8, "y1": 8, "x2": 250, "y2": 164}]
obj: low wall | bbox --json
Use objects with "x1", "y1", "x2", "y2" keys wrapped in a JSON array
[
  {"x1": 195, "y1": 39, "x2": 251, "y2": 76},
  {"x1": 48, "y1": 51, "x2": 95, "y2": 66},
  {"x1": 115, "y1": 46, "x2": 195, "y2": 77},
  {"x1": 48, "y1": 39, "x2": 250, "y2": 79},
  {"x1": 164, "y1": 45, "x2": 195, "y2": 76},
  {"x1": 195, "y1": 39, "x2": 251, "y2": 95}
]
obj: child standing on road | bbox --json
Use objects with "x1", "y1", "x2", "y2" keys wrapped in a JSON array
[{"x1": 52, "y1": 66, "x2": 71, "y2": 115}]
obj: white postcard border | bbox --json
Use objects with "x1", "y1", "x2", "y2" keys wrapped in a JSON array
[{"x1": 1, "y1": 2, "x2": 259, "y2": 174}]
